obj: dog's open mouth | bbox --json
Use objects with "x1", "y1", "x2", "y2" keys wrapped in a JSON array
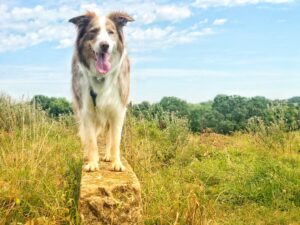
[{"x1": 95, "y1": 52, "x2": 111, "y2": 74}]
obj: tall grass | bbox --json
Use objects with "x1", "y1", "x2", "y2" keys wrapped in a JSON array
[
  {"x1": 0, "y1": 95, "x2": 82, "y2": 224},
  {"x1": 247, "y1": 109, "x2": 300, "y2": 153},
  {"x1": 122, "y1": 110, "x2": 300, "y2": 225},
  {"x1": 1, "y1": 95, "x2": 300, "y2": 224}
]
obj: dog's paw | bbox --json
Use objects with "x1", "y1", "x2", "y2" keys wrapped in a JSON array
[
  {"x1": 111, "y1": 161, "x2": 125, "y2": 172},
  {"x1": 101, "y1": 154, "x2": 111, "y2": 162},
  {"x1": 83, "y1": 161, "x2": 99, "y2": 172}
]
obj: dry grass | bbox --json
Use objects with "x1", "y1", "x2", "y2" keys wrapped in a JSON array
[
  {"x1": 0, "y1": 95, "x2": 82, "y2": 224},
  {"x1": 0, "y1": 95, "x2": 300, "y2": 224},
  {"x1": 122, "y1": 113, "x2": 300, "y2": 225}
]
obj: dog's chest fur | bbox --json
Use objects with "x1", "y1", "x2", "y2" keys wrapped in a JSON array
[{"x1": 78, "y1": 63, "x2": 124, "y2": 120}]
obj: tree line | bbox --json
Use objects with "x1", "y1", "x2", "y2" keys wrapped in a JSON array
[
  {"x1": 32, "y1": 94, "x2": 300, "y2": 134},
  {"x1": 131, "y1": 95, "x2": 300, "y2": 134}
]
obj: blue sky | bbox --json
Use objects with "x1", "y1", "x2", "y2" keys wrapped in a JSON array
[{"x1": 0, "y1": 0, "x2": 299, "y2": 103}]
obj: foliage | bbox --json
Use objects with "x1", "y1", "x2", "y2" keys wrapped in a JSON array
[
  {"x1": 32, "y1": 95, "x2": 72, "y2": 118},
  {"x1": 159, "y1": 96, "x2": 189, "y2": 117},
  {"x1": 32, "y1": 94, "x2": 300, "y2": 134},
  {"x1": 288, "y1": 96, "x2": 300, "y2": 106},
  {"x1": 247, "y1": 105, "x2": 299, "y2": 153},
  {"x1": 132, "y1": 95, "x2": 300, "y2": 134}
]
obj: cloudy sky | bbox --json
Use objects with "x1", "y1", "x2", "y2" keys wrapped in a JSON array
[{"x1": 0, "y1": 0, "x2": 299, "y2": 103}]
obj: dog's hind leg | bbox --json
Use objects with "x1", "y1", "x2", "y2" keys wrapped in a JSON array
[{"x1": 80, "y1": 118, "x2": 99, "y2": 172}]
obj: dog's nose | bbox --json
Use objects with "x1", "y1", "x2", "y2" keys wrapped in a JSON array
[{"x1": 100, "y1": 42, "x2": 109, "y2": 52}]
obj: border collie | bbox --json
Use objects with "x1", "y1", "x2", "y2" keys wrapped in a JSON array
[{"x1": 69, "y1": 11, "x2": 134, "y2": 172}]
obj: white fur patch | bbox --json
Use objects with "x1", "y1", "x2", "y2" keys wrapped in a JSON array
[{"x1": 90, "y1": 15, "x2": 116, "y2": 54}]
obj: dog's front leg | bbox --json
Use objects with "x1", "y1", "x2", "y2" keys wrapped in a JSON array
[
  {"x1": 110, "y1": 111, "x2": 126, "y2": 172},
  {"x1": 80, "y1": 119, "x2": 99, "y2": 172},
  {"x1": 102, "y1": 124, "x2": 112, "y2": 162}
]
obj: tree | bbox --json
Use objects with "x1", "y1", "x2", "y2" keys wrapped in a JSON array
[
  {"x1": 188, "y1": 107, "x2": 206, "y2": 132},
  {"x1": 288, "y1": 97, "x2": 300, "y2": 106},
  {"x1": 212, "y1": 95, "x2": 248, "y2": 132},
  {"x1": 48, "y1": 98, "x2": 72, "y2": 117},
  {"x1": 159, "y1": 96, "x2": 189, "y2": 117},
  {"x1": 131, "y1": 101, "x2": 151, "y2": 118},
  {"x1": 32, "y1": 95, "x2": 51, "y2": 111},
  {"x1": 247, "y1": 96, "x2": 270, "y2": 118},
  {"x1": 31, "y1": 95, "x2": 72, "y2": 117}
]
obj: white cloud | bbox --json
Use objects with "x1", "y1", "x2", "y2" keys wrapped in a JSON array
[
  {"x1": 57, "y1": 38, "x2": 74, "y2": 49},
  {"x1": 213, "y1": 18, "x2": 228, "y2": 25},
  {"x1": 0, "y1": 1, "x2": 195, "y2": 52},
  {"x1": 0, "y1": 24, "x2": 74, "y2": 52},
  {"x1": 199, "y1": 18, "x2": 209, "y2": 24},
  {"x1": 0, "y1": 0, "x2": 293, "y2": 53},
  {"x1": 81, "y1": 2, "x2": 192, "y2": 25},
  {"x1": 194, "y1": 0, "x2": 293, "y2": 8},
  {"x1": 43, "y1": 20, "x2": 212, "y2": 52},
  {"x1": 126, "y1": 26, "x2": 214, "y2": 52},
  {"x1": 156, "y1": 5, "x2": 192, "y2": 22}
]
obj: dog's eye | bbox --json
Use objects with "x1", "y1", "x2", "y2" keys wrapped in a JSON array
[
  {"x1": 89, "y1": 28, "x2": 99, "y2": 33},
  {"x1": 84, "y1": 28, "x2": 99, "y2": 40},
  {"x1": 108, "y1": 30, "x2": 114, "y2": 35}
]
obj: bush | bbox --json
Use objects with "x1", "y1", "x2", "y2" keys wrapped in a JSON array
[{"x1": 32, "y1": 95, "x2": 72, "y2": 118}]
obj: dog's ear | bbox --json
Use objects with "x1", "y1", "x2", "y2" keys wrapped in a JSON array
[
  {"x1": 69, "y1": 15, "x2": 89, "y2": 28},
  {"x1": 69, "y1": 12, "x2": 96, "y2": 28},
  {"x1": 108, "y1": 12, "x2": 134, "y2": 30}
]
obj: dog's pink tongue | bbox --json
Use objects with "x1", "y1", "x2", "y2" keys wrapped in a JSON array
[{"x1": 96, "y1": 53, "x2": 111, "y2": 74}]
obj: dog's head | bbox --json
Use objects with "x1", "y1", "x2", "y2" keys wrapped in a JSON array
[{"x1": 69, "y1": 11, "x2": 134, "y2": 75}]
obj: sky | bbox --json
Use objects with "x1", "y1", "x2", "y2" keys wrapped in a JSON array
[{"x1": 0, "y1": 0, "x2": 299, "y2": 103}]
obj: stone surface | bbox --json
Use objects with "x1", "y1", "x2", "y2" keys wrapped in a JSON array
[{"x1": 78, "y1": 156, "x2": 142, "y2": 225}]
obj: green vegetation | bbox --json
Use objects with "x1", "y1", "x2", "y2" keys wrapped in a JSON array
[
  {"x1": 132, "y1": 95, "x2": 300, "y2": 134},
  {"x1": 32, "y1": 94, "x2": 300, "y2": 134},
  {"x1": 32, "y1": 95, "x2": 72, "y2": 118},
  {"x1": 0, "y1": 94, "x2": 300, "y2": 224},
  {"x1": 122, "y1": 113, "x2": 300, "y2": 224}
]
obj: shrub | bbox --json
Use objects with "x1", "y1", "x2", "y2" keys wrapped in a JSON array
[{"x1": 247, "y1": 114, "x2": 299, "y2": 153}]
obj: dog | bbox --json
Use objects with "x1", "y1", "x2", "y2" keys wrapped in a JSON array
[{"x1": 69, "y1": 11, "x2": 134, "y2": 172}]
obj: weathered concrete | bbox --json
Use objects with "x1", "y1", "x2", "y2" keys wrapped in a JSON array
[{"x1": 78, "y1": 156, "x2": 142, "y2": 225}]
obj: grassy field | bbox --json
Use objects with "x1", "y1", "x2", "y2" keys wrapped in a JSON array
[{"x1": 0, "y1": 95, "x2": 300, "y2": 224}]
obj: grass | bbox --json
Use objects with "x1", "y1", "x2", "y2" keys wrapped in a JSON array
[
  {"x1": 0, "y1": 95, "x2": 82, "y2": 224},
  {"x1": 0, "y1": 95, "x2": 300, "y2": 224},
  {"x1": 122, "y1": 115, "x2": 300, "y2": 224}
]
